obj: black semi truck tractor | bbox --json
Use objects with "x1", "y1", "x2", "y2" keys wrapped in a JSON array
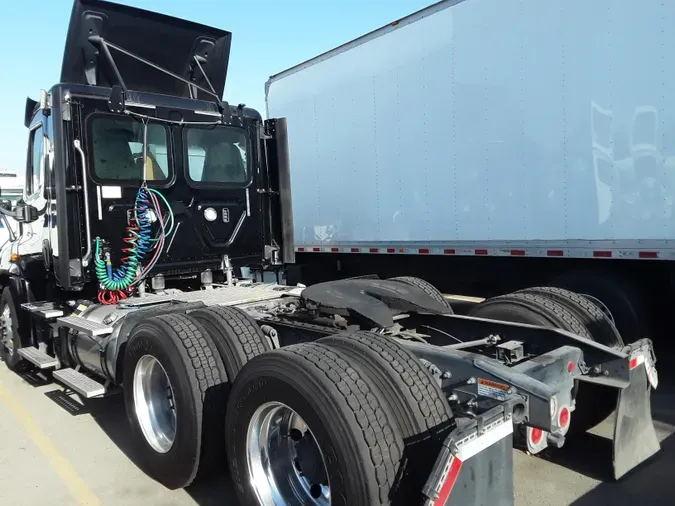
[{"x1": 0, "y1": 1, "x2": 661, "y2": 505}]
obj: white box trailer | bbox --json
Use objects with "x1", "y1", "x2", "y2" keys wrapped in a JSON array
[{"x1": 266, "y1": 0, "x2": 675, "y2": 342}]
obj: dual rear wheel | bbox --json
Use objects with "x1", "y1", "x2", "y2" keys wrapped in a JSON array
[
  {"x1": 123, "y1": 306, "x2": 272, "y2": 489},
  {"x1": 124, "y1": 306, "x2": 453, "y2": 506},
  {"x1": 227, "y1": 331, "x2": 453, "y2": 506}
]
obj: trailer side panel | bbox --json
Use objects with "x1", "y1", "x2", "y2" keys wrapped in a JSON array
[{"x1": 266, "y1": 0, "x2": 675, "y2": 252}]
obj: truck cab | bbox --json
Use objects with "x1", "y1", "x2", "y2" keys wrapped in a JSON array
[{"x1": 0, "y1": 0, "x2": 293, "y2": 303}]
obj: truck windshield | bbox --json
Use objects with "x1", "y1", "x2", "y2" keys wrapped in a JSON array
[
  {"x1": 185, "y1": 125, "x2": 248, "y2": 185},
  {"x1": 90, "y1": 116, "x2": 170, "y2": 182}
]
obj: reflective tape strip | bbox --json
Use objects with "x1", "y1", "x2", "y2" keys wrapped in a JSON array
[
  {"x1": 295, "y1": 245, "x2": 667, "y2": 260},
  {"x1": 629, "y1": 354, "x2": 645, "y2": 370},
  {"x1": 455, "y1": 418, "x2": 513, "y2": 461},
  {"x1": 629, "y1": 351, "x2": 659, "y2": 389},
  {"x1": 431, "y1": 456, "x2": 462, "y2": 506}
]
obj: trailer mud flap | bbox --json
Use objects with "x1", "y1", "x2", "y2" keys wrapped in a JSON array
[
  {"x1": 423, "y1": 415, "x2": 514, "y2": 506},
  {"x1": 612, "y1": 361, "x2": 660, "y2": 480}
]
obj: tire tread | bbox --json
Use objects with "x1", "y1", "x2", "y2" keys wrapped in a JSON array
[
  {"x1": 189, "y1": 306, "x2": 270, "y2": 373},
  {"x1": 515, "y1": 286, "x2": 623, "y2": 347},
  {"x1": 479, "y1": 292, "x2": 592, "y2": 339},
  {"x1": 320, "y1": 330, "x2": 452, "y2": 434},
  {"x1": 280, "y1": 343, "x2": 402, "y2": 504},
  {"x1": 155, "y1": 313, "x2": 224, "y2": 395},
  {"x1": 389, "y1": 276, "x2": 452, "y2": 310}
]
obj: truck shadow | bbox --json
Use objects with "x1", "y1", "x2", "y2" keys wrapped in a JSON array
[
  {"x1": 532, "y1": 387, "x2": 675, "y2": 504},
  {"x1": 570, "y1": 431, "x2": 675, "y2": 505},
  {"x1": 84, "y1": 392, "x2": 240, "y2": 506}
]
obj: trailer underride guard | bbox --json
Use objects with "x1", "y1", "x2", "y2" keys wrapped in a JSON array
[{"x1": 0, "y1": 1, "x2": 660, "y2": 505}]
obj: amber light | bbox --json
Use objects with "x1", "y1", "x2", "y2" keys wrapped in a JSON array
[{"x1": 9, "y1": 254, "x2": 19, "y2": 262}]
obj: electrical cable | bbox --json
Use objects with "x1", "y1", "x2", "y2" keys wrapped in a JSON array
[{"x1": 95, "y1": 184, "x2": 174, "y2": 303}]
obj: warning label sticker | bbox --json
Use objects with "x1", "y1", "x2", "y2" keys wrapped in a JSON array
[{"x1": 477, "y1": 378, "x2": 511, "y2": 400}]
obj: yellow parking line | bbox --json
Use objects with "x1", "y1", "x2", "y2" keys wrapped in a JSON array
[{"x1": 0, "y1": 380, "x2": 102, "y2": 506}]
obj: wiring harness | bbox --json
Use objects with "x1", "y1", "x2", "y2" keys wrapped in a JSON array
[{"x1": 94, "y1": 184, "x2": 175, "y2": 304}]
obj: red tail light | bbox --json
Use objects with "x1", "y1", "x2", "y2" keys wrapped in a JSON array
[
  {"x1": 529, "y1": 427, "x2": 543, "y2": 445},
  {"x1": 558, "y1": 407, "x2": 570, "y2": 428}
]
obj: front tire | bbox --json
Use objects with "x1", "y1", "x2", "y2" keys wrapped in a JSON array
[
  {"x1": 0, "y1": 287, "x2": 24, "y2": 371},
  {"x1": 123, "y1": 313, "x2": 228, "y2": 489}
]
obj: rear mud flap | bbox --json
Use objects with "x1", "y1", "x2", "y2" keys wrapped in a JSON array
[
  {"x1": 612, "y1": 363, "x2": 660, "y2": 480},
  {"x1": 423, "y1": 414, "x2": 515, "y2": 506}
]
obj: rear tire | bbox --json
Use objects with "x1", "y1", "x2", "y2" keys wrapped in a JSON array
[
  {"x1": 318, "y1": 330, "x2": 453, "y2": 501},
  {"x1": 0, "y1": 287, "x2": 24, "y2": 371},
  {"x1": 123, "y1": 313, "x2": 228, "y2": 489},
  {"x1": 225, "y1": 343, "x2": 405, "y2": 506},
  {"x1": 469, "y1": 292, "x2": 592, "y2": 339},
  {"x1": 514, "y1": 286, "x2": 624, "y2": 348},
  {"x1": 550, "y1": 271, "x2": 645, "y2": 342},
  {"x1": 389, "y1": 276, "x2": 453, "y2": 311},
  {"x1": 188, "y1": 305, "x2": 271, "y2": 379},
  {"x1": 469, "y1": 292, "x2": 614, "y2": 433}
]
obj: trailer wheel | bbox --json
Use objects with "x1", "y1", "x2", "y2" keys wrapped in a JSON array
[
  {"x1": 318, "y1": 330, "x2": 453, "y2": 499},
  {"x1": 0, "y1": 287, "x2": 25, "y2": 371},
  {"x1": 469, "y1": 293, "x2": 615, "y2": 433},
  {"x1": 188, "y1": 305, "x2": 271, "y2": 378},
  {"x1": 123, "y1": 313, "x2": 228, "y2": 489},
  {"x1": 389, "y1": 276, "x2": 453, "y2": 311},
  {"x1": 225, "y1": 343, "x2": 404, "y2": 506},
  {"x1": 515, "y1": 286, "x2": 624, "y2": 348}
]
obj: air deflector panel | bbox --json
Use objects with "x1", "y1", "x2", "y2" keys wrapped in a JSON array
[{"x1": 60, "y1": 0, "x2": 231, "y2": 99}]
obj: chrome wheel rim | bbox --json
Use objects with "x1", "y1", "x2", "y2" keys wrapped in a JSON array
[
  {"x1": 133, "y1": 355, "x2": 177, "y2": 453},
  {"x1": 1, "y1": 305, "x2": 14, "y2": 356},
  {"x1": 247, "y1": 401, "x2": 330, "y2": 505}
]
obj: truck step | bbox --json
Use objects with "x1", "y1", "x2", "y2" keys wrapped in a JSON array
[
  {"x1": 17, "y1": 347, "x2": 59, "y2": 369},
  {"x1": 57, "y1": 315, "x2": 112, "y2": 337},
  {"x1": 52, "y1": 368, "x2": 106, "y2": 398},
  {"x1": 21, "y1": 301, "x2": 65, "y2": 320}
]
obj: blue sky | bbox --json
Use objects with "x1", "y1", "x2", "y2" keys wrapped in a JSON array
[{"x1": 0, "y1": 0, "x2": 433, "y2": 176}]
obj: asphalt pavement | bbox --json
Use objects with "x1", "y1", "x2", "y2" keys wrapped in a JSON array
[{"x1": 0, "y1": 362, "x2": 673, "y2": 506}]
